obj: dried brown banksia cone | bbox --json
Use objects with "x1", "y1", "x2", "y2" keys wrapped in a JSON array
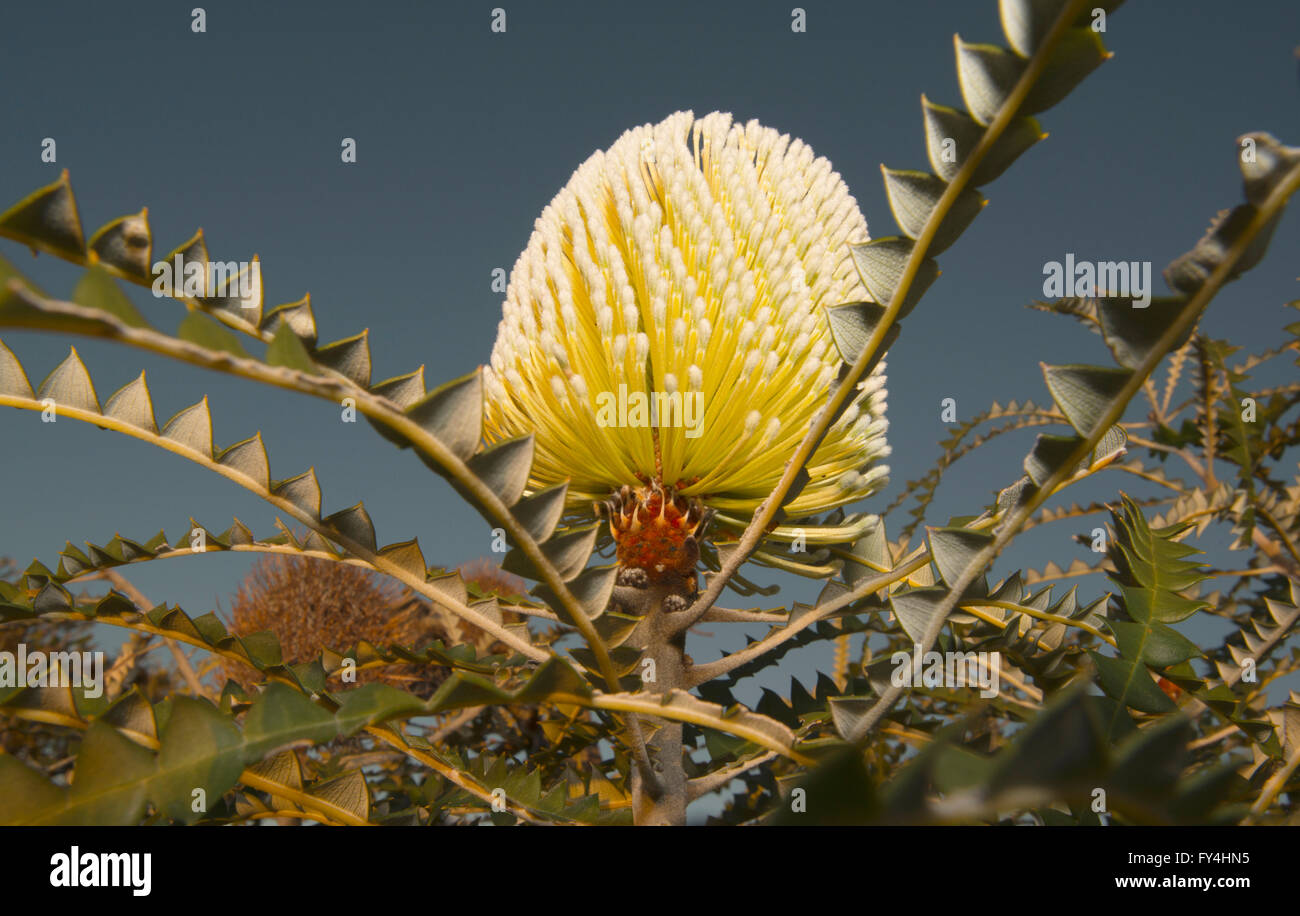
[{"x1": 220, "y1": 556, "x2": 503, "y2": 696}]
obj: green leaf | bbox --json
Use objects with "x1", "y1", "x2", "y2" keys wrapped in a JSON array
[
  {"x1": 241, "y1": 683, "x2": 338, "y2": 761},
  {"x1": 177, "y1": 310, "x2": 250, "y2": 358},
  {"x1": 72, "y1": 265, "x2": 150, "y2": 328},
  {"x1": 151, "y1": 697, "x2": 245, "y2": 823},
  {"x1": 1109, "y1": 620, "x2": 1202, "y2": 667},
  {"x1": 1120, "y1": 584, "x2": 1208, "y2": 625},
  {"x1": 1106, "y1": 714, "x2": 1193, "y2": 799},
  {"x1": 334, "y1": 684, "x2": 428, "y2": 735},
  {"x1": 1093, "y1": 496, "x2": 1210, "y2": 734},
  {"x1": 265, "y1": 321, "x2": 317, "y2": 373},
  {"x1": 987, "y1": 685, "x2": 1110, "y2": 795},
  {"x1": 772, "y1": 747, "x2": 879, "y2": 825},
  {"x1": 1091, "y1": 650, "x2": 1176, "y2": 714}
]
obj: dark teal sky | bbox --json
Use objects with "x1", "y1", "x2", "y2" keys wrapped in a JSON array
[{"x1": 1, "y1": 1, "x2": 1298, "y2": 706}]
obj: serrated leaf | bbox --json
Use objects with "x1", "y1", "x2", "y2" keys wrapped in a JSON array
[
  {"x1": 103, "y1": 372, "x2": 157, "y2": 433},
  {"x1": 1020, "y1": 28, "x2": 1110, "y2": 114},
  {"x1": 200, "y1": 257, "x2": 263, "y2": 327},
  {"x1": 161, "y1": 398, "x2": 213, "y2": 457},
  {"x1": 0, "y1": 337, "x2": 34, "y2": 398},
  {"x1": 315, "y1": 330, "x2": 371, "y2": 386},
  {"x1": 999, "y1": 0, "x2": 1068, "y2": 57},
  {"x1": 1120, "y1": 585, "x2": 1207, "y2": 625},
  {"x1": 921, "y1": 96, "x2": 1044, "y2": 186},
  {"x1": 1023, "y1": 433, "x2": 1082, "y2": 486},
  {"x1": 216, "y1": 434, "x2": 270, "y2": 490},
  {"x1": 1109, "y1": 619, "x2": 1202, "y2": 667},
  {"x1": 466, "y1": 434, "x2": 533, "y2": 505},
  {"x1": 1096, "y1": 296, "x2": 1194, "y2": 370},
  {"x1": 87, "y1": 209, "x2": 152, "y2": 280},
  {"x1": 0, "y1": 170, "x2": 84, "y2": 259},
  {"x1": 848, "y1": 238, "x2": 939, "y2": 319},
  {"x1": 928, "y1": 527, "x2": 994, "y2": 587},
  {"x1": 889, "y1": 587, "x2": 951, "y2": 643},
  {"x1": 322, "y1": 503, "x2": 377, "y2": 552},
  {"x1": 825, "y1": 302, "x2": 900, "y2": 374},
  {"x1": 503, "y1": 524, "x2": 599, "y2": 582},
  {"x1": 988, "y1": 686, "x2": 1110, "y2": 794},
  {"x1": 151, "y1": 697, "x2": 245, "y2": 823},
  {"x1": 377, "y1": 538, "x2": 426, "y2": 577},
  {"x1": 271, "y1": 469, "x2": 321, "y2": 517},
  {"x1": 1164, "y1": 204, "x2": 1283, "y2": 296},
  {"x1": 881, "y1": 168, "x2": 985, "y2": 254},
  {"x1": 534, "y1": 563, "x2": 617, "y2": 623},
  {"x1": 307, "y1": 769, "x2": 370, "y2": 822},
  {"x1": 513, "y1": 482, "x2": 570, "y2": 543},
  {"x1": 955, "y1": 38, "x2": 1026, "y2": 126},
  {"x1": 406, "y1": 369, "x2": 482, "y2": 462},
  {"x1": 844, "y1": 516, "x2": 890, "y2": 587},
  {"x1": 1091, "y1": 650, "x2": 1176, "y2": 714},
  {"x1": 241, "y1": 683, "x2": 338, "y2": 761},
  {"x1": 37, "y1": 347, "x2": 99, "y2": 413},
  {"x1": 259, "y1": 294, "x2": 315, "y2": 346},
  {"x1": 1042, "y1": 364, "x2": 1131, "y2": 437}
]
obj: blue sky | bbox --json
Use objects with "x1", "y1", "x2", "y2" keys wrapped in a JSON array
[{"x1": 1, "y1": 1, "x2": 1298, "y2": 734}]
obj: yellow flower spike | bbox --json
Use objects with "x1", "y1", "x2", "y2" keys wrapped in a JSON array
[{"x1": 484, "y1": 111, "x2": 891, "y2": 576}]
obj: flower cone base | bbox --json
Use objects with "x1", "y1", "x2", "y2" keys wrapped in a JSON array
[{"x1": 596, "y1": 481, "x2": 714, "y2": 589}]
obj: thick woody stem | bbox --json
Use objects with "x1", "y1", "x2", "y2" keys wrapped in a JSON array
[{"x1": 624, "y1": 580, "x2": 693, "y2": 826}]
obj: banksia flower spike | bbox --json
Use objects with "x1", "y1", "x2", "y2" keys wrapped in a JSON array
[{"x1": 484, "y1": 111, "x2": 890, "y2": 581}]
